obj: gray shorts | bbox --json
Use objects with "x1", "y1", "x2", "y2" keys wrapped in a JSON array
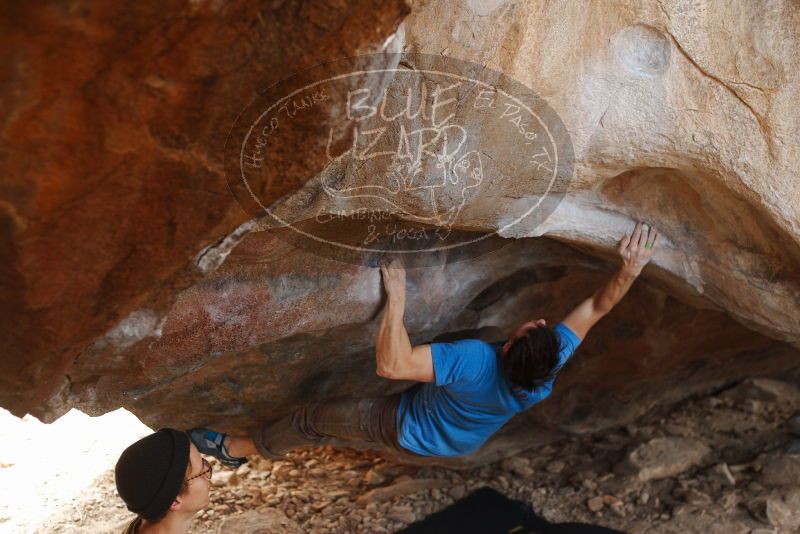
[{"x1": 250, "y1": 394, "x2": 416, "y2": 459}]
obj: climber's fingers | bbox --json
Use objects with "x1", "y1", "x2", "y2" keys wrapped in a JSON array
[
  {"x1": 382, "y1": 255, "x2": 404, "y2": 271},
  {"x1": 640, "y1": 225, "x2": 656, "y2": 254},
  {"x1": 378, "y1": 254, "x2": 406, "y2": 290},
  {"x1": 629, "y1": 222, "x2": 643, "y2": 253},
  {"x1": 648, "y1": 231, "x2": 661, "y2": 252},
  {"x1": 639, "y1": 223, "x2": 652, "y2": 249},
  {"x1": 617, "y1": 234, "x2": 631, "y2": 256},
  {"x1": 378, "y1": 254, "x2": 399, "y2": 271}
]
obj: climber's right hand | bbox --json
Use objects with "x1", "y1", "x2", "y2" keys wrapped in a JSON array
[
  {"x1": 617, "y1": 221, "x2": 659, "y2": 276},
  {"x1": 379, "y1": 255, "x2": 406, "y2": 301}
]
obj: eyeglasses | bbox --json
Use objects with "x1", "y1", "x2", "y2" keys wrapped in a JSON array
[{"x1": 186, "y1": 457, "x2": 213, "y2": 482}]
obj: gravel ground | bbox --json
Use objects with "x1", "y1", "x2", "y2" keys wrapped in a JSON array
[{"x1": 28, "y1": 376, "x2": 800, "y2": 533}]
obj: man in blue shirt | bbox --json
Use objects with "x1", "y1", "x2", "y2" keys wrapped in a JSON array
[
  {"x1": 190, "y1": 222, "x2": 659, "y2": 464},
  {"x1": 393, "y1": 322, "x2": 581, "y2": 457}
]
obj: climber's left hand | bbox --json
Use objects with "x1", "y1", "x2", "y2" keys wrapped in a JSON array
[{"x1": 618, "y1": 221, "x2": 659, "y2": 276}]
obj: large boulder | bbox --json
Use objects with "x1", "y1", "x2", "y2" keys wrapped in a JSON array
[{"x1": 2, "y1": 0, "x2": 799, "y2": 465}]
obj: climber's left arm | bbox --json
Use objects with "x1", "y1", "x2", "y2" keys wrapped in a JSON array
[
  {"x1": 375, "y1": 257, "x2": 435, "y2": 382},
  {"x1": 563, "y1": 221, "x2": 659, "y2": 341}
]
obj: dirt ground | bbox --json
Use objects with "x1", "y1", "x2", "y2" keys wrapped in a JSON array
[{"x1": 4, "y1": 376, "x2": 800, "y2": 533}]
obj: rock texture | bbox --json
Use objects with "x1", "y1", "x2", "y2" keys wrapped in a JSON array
[
  {"x1": 0, "y1": 0, "x2": 408, "y2": 416},
  {"x1": 401, "y1": 0, "x2": 800, "y2": 342},
  {"x1": 616, "y1": 437, "x2": 710, "y2": 482},
  {"x1": 36, "y1": 375, "x2": 800, "y2": 533},
  {"x1": 2, "y1": 0, "x2": 800, "y2": 468}
]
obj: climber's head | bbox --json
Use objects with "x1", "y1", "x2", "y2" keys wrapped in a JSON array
[
  {"x1": 115, "y1": 429, "x2": 211, "y2": 524},
  {"x1": 500, "y1": 319, "x2": 561, "y2": 391}
]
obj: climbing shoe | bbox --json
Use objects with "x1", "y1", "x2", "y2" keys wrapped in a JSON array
[{"x1": 188, "y1": 428, "x2": 248, "y2": 469}]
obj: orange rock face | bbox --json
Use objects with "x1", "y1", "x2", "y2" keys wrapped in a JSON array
[{"x1": 0, "y1": 0, "x2": 409, "y2": 416}]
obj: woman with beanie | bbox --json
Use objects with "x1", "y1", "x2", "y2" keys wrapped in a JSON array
[{"x1": 115, "y1": 428, "x2": 212, "y2": 533}]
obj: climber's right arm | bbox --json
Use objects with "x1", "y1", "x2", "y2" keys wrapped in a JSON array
[{"x1": 375, "y1": 256, "x2": 435, "y2": 382}]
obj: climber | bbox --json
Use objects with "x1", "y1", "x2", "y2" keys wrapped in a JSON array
[
  {"x1": 188, "y1": 221, "x2": 659, "y2": 464},
  {"x1": 114, "y1": 428, "x2": 213, "y2": 534}
]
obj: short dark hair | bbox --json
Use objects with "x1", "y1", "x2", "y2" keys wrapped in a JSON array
[{"x1": 501, "y1": 325, "x2": 562, "y2": 391}]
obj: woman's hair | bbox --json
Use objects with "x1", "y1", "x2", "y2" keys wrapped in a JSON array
[
  {"x1": 501, "y1": 325, "x2": 562, "y2": 391},
  {"x1": 151, "y1": 473, "x2": 190, "y2": 522}
]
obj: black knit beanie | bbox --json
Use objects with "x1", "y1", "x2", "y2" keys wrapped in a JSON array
[{"x1": 115, "y1": 428, "x2": 191, "y2": 521}]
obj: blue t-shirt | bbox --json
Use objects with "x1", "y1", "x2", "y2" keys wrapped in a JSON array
[{"x1": 396, "y1": 322, "x2": 581, "y2": 457}]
